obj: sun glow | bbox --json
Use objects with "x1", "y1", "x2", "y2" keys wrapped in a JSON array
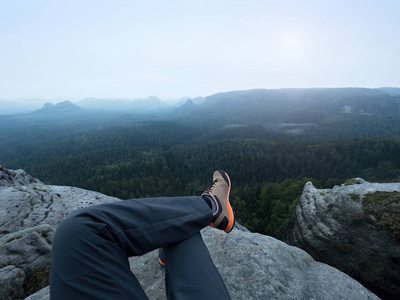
[{"x1": 278, "y1": 29, "x2": 311, "y2": 62}]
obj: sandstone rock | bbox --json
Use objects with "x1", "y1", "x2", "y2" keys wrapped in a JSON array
[
  {"x1": 0, "y1": 182, "x2": 119, "y2": 237},
  {"x1": 287, "y1": 179, "x2": 400, "y2": 299},
  {"x1": 0, "y1": 166, "x2": 41, "y2": 187},
  {"x1": 26, "y1": 226, "x2": 379, "y2": 300},
  {"x1": 0, "y1": 225, "x2": 54, "y2": 300},
  {"x1": 0, "y1": 265, "x2": 26, "y2": 300},
  {"x1": 0, "y1": 225, "x2": 54, "y2": 271},
  {"x1": 0, "y1": 167, "x2": 119, "y2": 298},
  {"x1": 24, "y1": 286, "x2": 49, "y2": 300},
  {"x1": 0, "y1": 167, "x2": 380, "y2": 299},
  {"x1": 136, "y1": 227, "x2": 381, "y2": 300}
]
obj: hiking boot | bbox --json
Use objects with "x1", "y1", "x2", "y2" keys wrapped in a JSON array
[
  {"x1": 158, "y1": 248, "x2": 166, "y2": 266},
  {"x1": 202, "y1": 170, "x2": 235, "y2": 233}
]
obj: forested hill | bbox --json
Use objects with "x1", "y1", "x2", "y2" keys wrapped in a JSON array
[
  {"x1": 1, "y1": 87, "x2": 400, "y2": 240},
  {"x1": 3, "y1": 87, "x2": 400, "y2": 139},
  {"x1": 3, "y1": 87, "x2": 400, "y2": 121},
  {"x1": 190, "y1": 87, "x2": 400, "y2": 124}
]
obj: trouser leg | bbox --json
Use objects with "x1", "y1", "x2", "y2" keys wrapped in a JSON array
[
  {"x1": 50, "y1": 196, "x2": 212, "y2": 299},
  {"x1": 164, "y1": 233, "x2": 231, "y2": 300}
]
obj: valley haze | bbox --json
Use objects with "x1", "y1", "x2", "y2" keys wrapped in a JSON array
[{"x1": 1, "y1": 87, "x2": 400, "y2": 115}]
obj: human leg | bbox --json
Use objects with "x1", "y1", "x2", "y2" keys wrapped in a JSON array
[
  {"x1": 164, "y1": 233, "x2": 231, "y2": 300},
  {"x1": 158, "y1": 169, "x2": 234, "y2": 267},
  {"x1": 50, "y1": 170, "x2": 235, "y2": 299},
  {"x1": 50, "y1": 196, "x2": 212, "y2": 299}
]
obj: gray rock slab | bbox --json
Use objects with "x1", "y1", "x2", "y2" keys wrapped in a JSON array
[
  {"x1": 0, "y1": 167, "x2": 119, "y2": 299},
  {"x1": 27, "y1": 227, "x2": 379, "y2": 300},
  {"x1": 0, "y1": 225, "x2": 54, "y2": 271},
  {"x1": 0, "y1": 166, "x2": 42, "y2": 186},
  {"x1": 0, "y1": 225, "x2": 54, "y2": 300},
  {"x1": 203, "y1": 227, "x2": 378, "y2": 300},
  {"x1": 0, "y1": 183, "x2": 119, "y2": 237},
  {"x1": 24, "y1": 286, "x2": 49, "y2": 300},
  {"x1": 0, "y1": 168, "x2": 379, "y2": 300},
  {"x1": 0, "y1": 265, "x2": 26, "y2": 300}
]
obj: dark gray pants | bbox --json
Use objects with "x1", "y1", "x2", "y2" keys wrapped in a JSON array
[{"x1": 50, "y1": 196, "x2": 231, "y2": 299}]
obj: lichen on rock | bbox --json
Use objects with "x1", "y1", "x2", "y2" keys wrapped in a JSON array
[
  {"x1": 363, "y1": 191, "x2": 400, "y2": 242},
  {"x1": 288, "y1": 178, "x2": 400, "y2": 299}
]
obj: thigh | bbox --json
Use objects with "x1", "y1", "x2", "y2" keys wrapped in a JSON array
[{"x1": 50, "y1": 212, "x2": 149, "y2": 300}]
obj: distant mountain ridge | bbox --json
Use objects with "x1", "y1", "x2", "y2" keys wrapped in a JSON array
[
  {"x1": 2, "y1": 87, "x2": 400, "y2": 118},
  {"x1": 2, "y1": 88, "x2": 400, "y2": 136},
  {"x1": 32, "y1": 100, "x2": 86, "y2": 117},
  {"x1": 78, "y1": 96, "x2": 170, "y2": 112},
  {"x1": 378, "y1": 87, "x2": 400, "y2": 96},
  {"x1": 167, "y1": 99, "x2": 202, "y2": 118},
  {"x1": 199, "y1": 88, "x2": 400, "y2": 123},
  {"x1": 202, "y1": 87, "x2": 398, "y2": 113}
]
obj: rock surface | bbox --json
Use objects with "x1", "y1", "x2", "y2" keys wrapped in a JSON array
[
  {"x1": 138, "y1": 227, "x2": 381, "y2": 300},
  {"x1": 287, "y1": 178, "x2": 400, "y2": 300},
  {"x1": 0, "y1": 225, "x2": 54, "y2": 299},
  {"x1": 0, "y1": 167, "x2": 119, "y2": 299},
  {"x1": 0, "y1": 265, "x2": 26, "y2": 299},
  {"x1": 0, "y1": 169, "x2": 120, "y2": 237},
  {"x1": 0, "y1": 166, "x2": 41, "y2": 187},
  {"x1": 26, "y1": 226, "x2": 379, "y2": 300},
  {"x1": 0, "y1": 167, "x2": 381, "y2": 299}
]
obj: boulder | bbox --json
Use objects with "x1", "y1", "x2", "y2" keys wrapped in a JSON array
[
  {"x1": 0, "y1": 170, "x2": 120, "y2": 237},
  {"x1": 0, "y1": 265, "x2": 26, "y2": 300},
  {"x1": 287, "y1": 179, "x2": 400, "y2": 299},
  {"x1": 0, "y1": 225, "x2": 54, "y2": 300},
  {"x1": 0, "y1": 225, "x2": 54, "y2": 273},
  {"x1": 0, "y1": 166, "x2": 41, "y2": 187},
  {"x1": 0, "y1": 167, "x2": 119, "y2": 299}
]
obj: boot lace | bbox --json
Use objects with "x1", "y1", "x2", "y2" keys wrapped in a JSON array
[
  {"x1": 209, "y1": 179, "x2": 219, "y2": 193},
  {"x1": 195, "y1": 179, "x2": 219, "y2": 196}
]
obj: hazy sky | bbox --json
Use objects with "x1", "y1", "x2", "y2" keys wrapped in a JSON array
[{"x1": 1, "y1": 0, "x2": 399, "y2": 102}]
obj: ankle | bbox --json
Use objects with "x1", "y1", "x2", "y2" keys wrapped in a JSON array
[{"x1": 201, "y1": 193, "x2": 217, "y2": 215}]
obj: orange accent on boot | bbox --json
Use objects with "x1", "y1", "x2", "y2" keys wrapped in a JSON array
[
  {"x1": 159, "y1": 258, "x2": 166, "y2": 266},
  {"x1": 223, "y1": 171, "x2": 234, "y2": 233}
]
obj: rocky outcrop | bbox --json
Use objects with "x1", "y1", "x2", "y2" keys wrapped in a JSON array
[
  {"x1": 1, "y1": 167, "x2": 380, "y2": 299},
  {"x1": 0, "y1": 171, "x2": 120, "y2": 237},
  {"x1": 0, "y1": 225, "x2": 54, "y2": 299},
  {"x1": 287, "y1": 178, "x2": 400, "y2": 300},
  {"x1": 0, "y1": 167, "x2": 119, "y2": 299},
  {"x1": 27, "y1": 226, "x2": 379, "y2": 300},
  {"x1": 0, "y1": 166, "x2": 41, "y2": 187}
]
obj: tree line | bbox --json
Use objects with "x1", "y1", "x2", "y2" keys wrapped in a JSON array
[{"x1": 1, "y1": 119, "x2": 400, "y2": 240}]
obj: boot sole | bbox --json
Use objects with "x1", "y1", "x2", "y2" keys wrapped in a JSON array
[{"x1": 217, "y1": 170, "x2": 235, "y2": 233}]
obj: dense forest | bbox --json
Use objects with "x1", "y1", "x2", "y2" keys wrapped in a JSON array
[{"x1": 1, "y1": 88, "x2": 400, "y2": 240}]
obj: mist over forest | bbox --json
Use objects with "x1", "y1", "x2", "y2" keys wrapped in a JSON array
[{"x1": 1, "y1": 87, "x2": 400, "y2": 240}]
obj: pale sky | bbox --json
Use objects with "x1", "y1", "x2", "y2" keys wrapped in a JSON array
[{"x1": 1, "y1": 0, "x2": 399, "y2": 102}]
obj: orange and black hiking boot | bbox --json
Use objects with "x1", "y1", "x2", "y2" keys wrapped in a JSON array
[
  {"x1": 158, "y1": 170, "x2": 235, "y2": 266},
  {"x1": 202, "y1": 170, "x2": 235, "y2": 233}
]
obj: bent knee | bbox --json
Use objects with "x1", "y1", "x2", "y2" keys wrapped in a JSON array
[{"x1": 53, "y1": 207, "x2": 101, "y2": 246}]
